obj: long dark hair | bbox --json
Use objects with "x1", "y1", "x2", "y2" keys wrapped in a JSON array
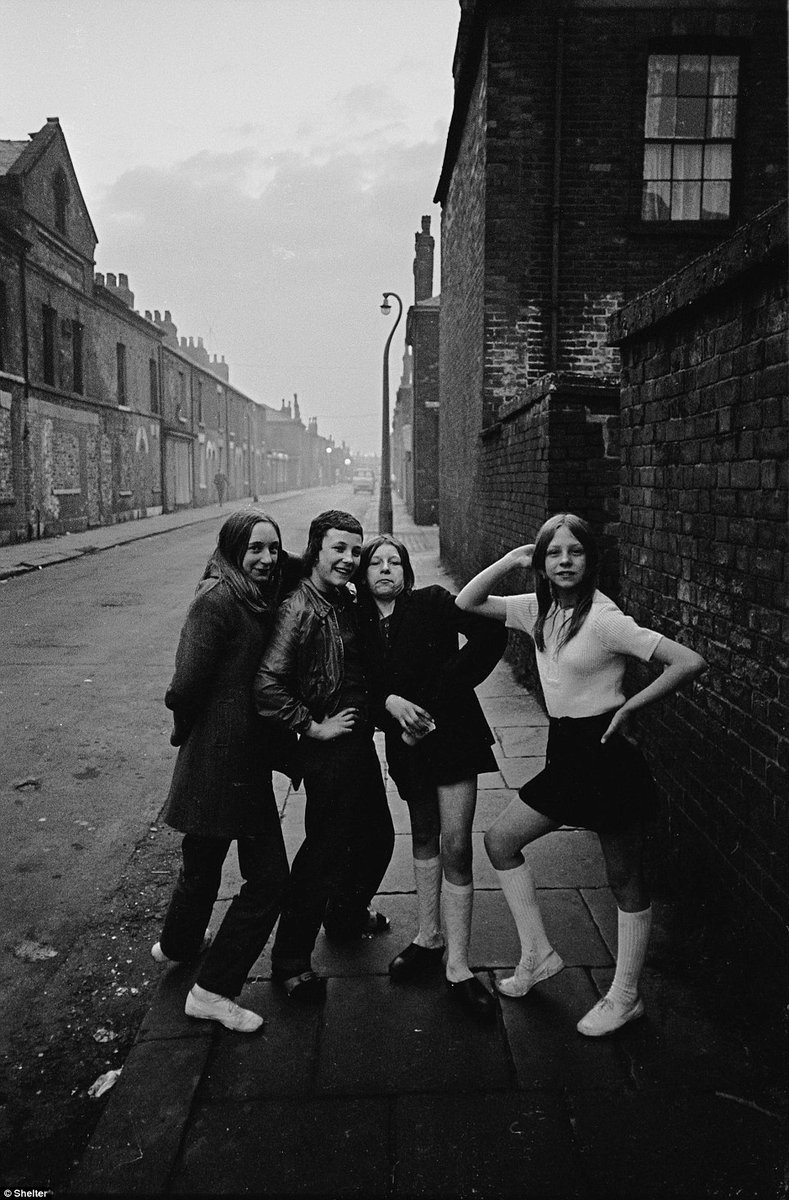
[
  {"x1": 201, "y1": 508, "x2": 283, "y2": 615},
  {"x1": 302, "y1": 509, "x2": 363, "y2": 575},
  {"x1": 356, "y1": 534, "x2": 415, "y2": 600},
  {"x1": 532, "y1": 513, "x2": 599, "y2": 652}
]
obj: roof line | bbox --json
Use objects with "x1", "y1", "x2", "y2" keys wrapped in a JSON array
[{"x1": 433, "y1": 1, "x2": 489, "y2": 206}]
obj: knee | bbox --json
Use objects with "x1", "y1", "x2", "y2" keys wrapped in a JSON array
[
  {"x1": 483, "y1": 823, "x2": 512, "y2": 869},
  {"x1": 441, "y1": 828, "x2": 472, "y2": 875}
]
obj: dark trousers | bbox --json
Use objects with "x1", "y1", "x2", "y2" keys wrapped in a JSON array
[
  {"x1": 159, "y1": 819, "x2": 289, "y2": 999},
  {"x1": 271, "y1": 731, "x2": 395, "y2": 976}
]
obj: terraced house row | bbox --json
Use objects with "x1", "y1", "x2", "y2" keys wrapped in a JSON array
[{"x1": 0, "y1": 118, "x2": 347, "y2": 546}]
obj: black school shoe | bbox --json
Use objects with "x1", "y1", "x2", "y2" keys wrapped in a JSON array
[
  {"x1": 446, "y1": 975, "x2": 497, "y2": 1022},
  {"x1": 389, "y1": 942, "x2": 445, "y2": 982},
  {"x1": 324, "y1": 907, "x2": 390, "y2": 944}
]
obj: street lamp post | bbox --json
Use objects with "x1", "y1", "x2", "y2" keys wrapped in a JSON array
[{"x1": 379, "y1": 291, "x2": 402, "y2": 534}]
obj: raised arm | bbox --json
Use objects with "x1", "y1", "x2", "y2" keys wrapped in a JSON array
[
  {"x1": 454, "y1": 545, "x2": 535, "y2": 622},
  {"x1": 601, "y1": 637, "x2": 706, "y2": 743}
]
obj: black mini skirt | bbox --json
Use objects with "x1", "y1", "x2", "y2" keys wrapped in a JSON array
[{"x1": 518, "y1": 711, "x2": 658, "y2": 834}]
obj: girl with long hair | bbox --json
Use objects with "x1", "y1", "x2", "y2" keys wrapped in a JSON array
[
  {"x1": 152, "y1": 508, "x2": 301, "y2": 1032},
  {"x1": 456, "y1": 513, "x2": 705, "y2": 1036},
  {"x1": 356, "y1": 535, "x2": 506, "y2": 1021}
]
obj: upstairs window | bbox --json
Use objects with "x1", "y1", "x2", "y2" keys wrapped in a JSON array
[
  {"x1": 149, "y1": 357, "x2": 159, "y2": 414},
  {"x1": 642, "y1": 53, "x2": 739, "y2": 222},
  {"x1": 43, "y1": 305, "x2": 57, "y2": 385},
  {"x1": 53, "y1": 169, "x2": 69, "y2": 234},
  {"x1": 72, "y1": 321, "x2": 84, "y2": 394},
  {"x1": 116, "y1": 342, "x2": 127, "y2": 405}
]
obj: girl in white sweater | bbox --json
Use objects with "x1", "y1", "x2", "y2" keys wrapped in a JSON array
[{"x1": 455, "y1": 513, "x2": 705, "y2": 1037}]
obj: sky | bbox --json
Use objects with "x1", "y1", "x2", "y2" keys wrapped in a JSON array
[{"x1": 3, "y1": 0, "x2": 459, "y2": 454}]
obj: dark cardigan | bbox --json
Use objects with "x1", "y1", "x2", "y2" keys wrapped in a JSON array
[{"x1": 357, "y1": 585, "x2": 507, "y2": 785}]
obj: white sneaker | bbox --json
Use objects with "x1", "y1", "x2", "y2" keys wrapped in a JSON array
[
  {"x1": 151, "y1": 932, "x2": 213, "y2": 964},
  {"x1": 577, "y1": 994, "x2": 645, "y2": 1037},
  {"x1": 495, "y1": 950, "x2": 564, "y2": 997},
  {"x1": 184, "y1": 984, "x2": 264, "y2": 1033}
]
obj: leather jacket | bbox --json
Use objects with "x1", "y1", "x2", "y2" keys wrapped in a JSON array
[{"x1": 254, "y1": 578, "x2": 350, "y2": 733}]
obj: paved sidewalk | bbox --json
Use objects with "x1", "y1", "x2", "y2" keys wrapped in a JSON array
[
  {"x1": 68, "y1": 500, "x2": 785, "y2": 1197},
  {"x1": 0, "y1": 492, "x2": 316, "y2": 581}
]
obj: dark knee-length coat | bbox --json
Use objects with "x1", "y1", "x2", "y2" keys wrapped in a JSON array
[
  {"x1": 163, "y1": 562, "x2": 300, "y2": 839},
  {"x1": 357, "y1": 585, "x2": 507, "y2": 787}
]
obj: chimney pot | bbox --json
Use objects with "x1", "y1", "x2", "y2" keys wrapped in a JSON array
[
  {"x1": 145, "y1": 310, "x2": 152, "y2": 321},
  {"x1": 164, "y1": 310, "x2": 172, "y2": 322},
  {"x1": 119, "y1": 273, "x2": 129, "y2": 287},
  {"x1": 154, "y1": 310, "x2": 161, "y2": 323},
  {"x1": 106, "y1": 272, "x2": 117, "y2": 288},
  {"x1": 95, "y1": 272, "x2": 105, "y2": 286}
]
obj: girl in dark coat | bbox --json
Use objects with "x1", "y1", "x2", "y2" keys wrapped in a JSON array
[
  {"x1": 152, "y1": 508, "x2": 301, "y2": 1033},
  {"x1": 356, "y1": 536, "x2": 507, "y2": 1021}
]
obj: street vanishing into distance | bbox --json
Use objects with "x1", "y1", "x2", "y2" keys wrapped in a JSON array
[{"x1": 0, "y1": 483, "x2": 374, "y2": 1184}]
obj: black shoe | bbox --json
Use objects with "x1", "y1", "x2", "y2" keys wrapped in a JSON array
[
  {"x1": 389, "y1": 942, "x2": 445, "y2": 982},
  {"x1": 272, "y1": 969, "x2": 326, "y2": 1002},
  {"x1": 446, "y1": 975, "x2": 497, "y2": 1022},
  {"x1": 324, "y1": 908, "x2": 390, "y2": 943}
]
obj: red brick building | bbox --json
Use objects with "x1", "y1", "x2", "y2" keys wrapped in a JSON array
[
  {"x1": 0, "y1": 119, "x2": 345, "y2": 543},
  {"x1": 434, "y1": 0, "x2": 787, "y2": 580}
]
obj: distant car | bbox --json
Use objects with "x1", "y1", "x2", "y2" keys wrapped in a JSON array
[{"x1": 352, "y1": 469, "x2": 376, "y2": 494}]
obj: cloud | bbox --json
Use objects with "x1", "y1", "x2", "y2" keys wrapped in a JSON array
[{"x1": 96, "y1": 134, "x2": 444, "y2": 452}]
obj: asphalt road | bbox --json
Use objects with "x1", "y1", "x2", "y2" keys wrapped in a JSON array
[{"x1": 0, "y1": 483, "x2": 377, "y2": 1182}]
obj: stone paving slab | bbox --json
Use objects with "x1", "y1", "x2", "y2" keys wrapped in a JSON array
[
  {"x1": 499, "y1": 966, "x2": 630, "y2": 1090},
  {"x1": 170, "y1": 1095, "x2": 392, "y2": 1197},
  {"x1": 567, "y1": 1087, "x2": 785, "y2": 1200},
  {"x1": 69, "y1": 1033, "x2": 213, "y2": 1194},
  {"x1": 314, "y1": 974, "x2": 511, "y2": 1095},
  {"x1": 495, "y1": 725, "x2": 549, "y2": 757},
  {"x1": 392, "y1": 1090, "x2": 586, "y2": 1199}
]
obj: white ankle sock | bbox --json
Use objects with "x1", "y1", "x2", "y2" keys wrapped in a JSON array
[
  {"x1": 442, "y1": 879, "x2": 474, "y2": 982},
  {"x1": 412, "y1": 855, "x2": 444, "y2": 949},
  {"x1": 495, "y1": 862, "x2": 554, "y2": 968},
  {"x1": 607, "y1": 905, "x2": 652, "y2": 1006}
]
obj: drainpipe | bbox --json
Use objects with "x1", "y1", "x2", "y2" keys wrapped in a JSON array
[
  {"x1": 549, "y1": 10, "x2": 566, "y2": 372},
  {"x1": 19, "y1": 246, "x2": 38, "y2": 538}
]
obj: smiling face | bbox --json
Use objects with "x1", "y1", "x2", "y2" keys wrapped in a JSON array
[
  {"x1": 241, "y1": 521, "x2": 280, "y2": 585},
  {"x1": 311, "y1": 527, "x2": 363, "y2": 592},
  {"x1": 365, "y1": 542, "x2": 405, "y2": 606},
  {"x1": 543, "y1": 524, "x2": 587, "y2": 605}
]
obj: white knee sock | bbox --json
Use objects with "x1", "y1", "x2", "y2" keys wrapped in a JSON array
[
  {"x1": 442, "y1": 879, "x2": 474, "y2": 982},
  {"x1": 607, "y1": 906, "x2": 652, "y2": 1006},
  {"x1": 495, "y1": 862, "x2": 554, "y2": 968},
  {"x1": 412, "y1": 855, "x2": 444, "y2": 949}
]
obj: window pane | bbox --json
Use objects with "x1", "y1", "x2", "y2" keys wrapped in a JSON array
[
  {"x1": 674, "y1": 143, "x2": 703, "y2": 180},
  {"x1": 642, "y1": 181, "x2": 671, "y2": 221},
  {"x1": 645, "y1": 96, "x2": 676, "y2": 138},
  {"x1": 643, "y1": 143, "x2": 672, "y2": 180},
  {"x1": 677, "y1": 54, "x2": 709, "y2": 96},
  {"x1": 707, "y1": 97, "x2": 736, "y2": 139},
  {"x1": 704, "y1": 142, "x2": 732, "y2": 179},
  {"x1": 675, "y1": 97, "x2": 706, "y2": 138},
  {"x1": 647, "y1": 54, "x2": 678, "y2": 95},
  {"x1": 671, "y1": 181, "x2": 701, "y2": 220},
  {"x1": 710, "y1": 56, "x2": 739, "y2": 96},
  {"x1": 702, "y1": 181, "x2": 731, "y2": 220}
]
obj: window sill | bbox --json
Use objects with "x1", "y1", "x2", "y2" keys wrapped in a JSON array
[{"x1": 627, "y1": 218, "x2": 736, "y2": 239}]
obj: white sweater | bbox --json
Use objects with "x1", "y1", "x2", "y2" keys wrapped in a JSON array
[{"x1": 505, "y1": 590, "x2": 662, "y2": 719}]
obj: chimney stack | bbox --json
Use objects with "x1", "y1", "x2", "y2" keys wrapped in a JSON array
[{"x1": 413, "y1": 215, "x2": 434, "y2": 303}]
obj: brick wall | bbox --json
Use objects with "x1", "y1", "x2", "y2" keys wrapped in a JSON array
[
  {"x1": 437, "y1": 0, "x2": 788, "y2": 584},
  {"x1": 610, "y1": 201, "x2": 788, "y2": 964},
  {"x1": 439, "y1": 55, "x2": 487, "y2": 572},
  {"x1": 410, "y1": 304, "x2": 440, "y2": 524}
]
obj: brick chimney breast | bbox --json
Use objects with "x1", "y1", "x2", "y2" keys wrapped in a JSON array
[{"x1": 413, "y1": 215, "x2": 434, "y2": 303}]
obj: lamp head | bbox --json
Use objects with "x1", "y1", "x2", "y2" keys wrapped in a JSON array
[{"x1": 380, "y1": 294, "x2": 391, "y2": 315}]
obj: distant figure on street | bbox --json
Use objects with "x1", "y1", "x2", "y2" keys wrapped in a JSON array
[
  {"x1": 254, "y1": 510, "x2": 395, "y2": 1001},
  {"x1": 214, "y1": 471, "x2": 228, "y2": 507},
  {"x1": 456, "y1": 513, "x2": 705, "y2": 1036},
  {"x1": 356, "y1": 535, "x2": 506, "y2": 1022},
  {"x1": 152, "y1": 508, "x2": 302, "y2": 1033}
]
